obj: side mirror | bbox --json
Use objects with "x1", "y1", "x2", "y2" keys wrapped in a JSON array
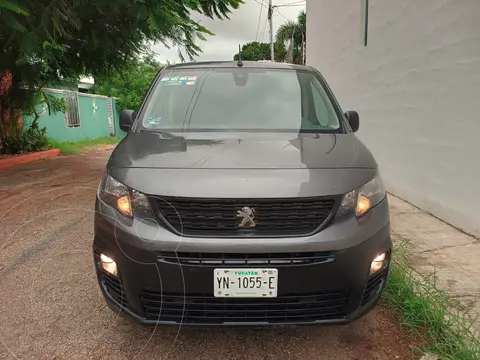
[
  {"x1": 119, "y1": 109, "x2": 135, "y2": 132},
  {"x1": 345, "y1": 111, "x2": 359, "y2": 132}
]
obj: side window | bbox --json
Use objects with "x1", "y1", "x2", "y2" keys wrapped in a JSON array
[{"x1": 309, "y1": 82, "x2": 330, "y2": 127}]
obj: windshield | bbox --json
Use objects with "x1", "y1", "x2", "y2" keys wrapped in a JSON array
[{"x1": 139, "y1": 67, "x2": 343, "y2": 133}]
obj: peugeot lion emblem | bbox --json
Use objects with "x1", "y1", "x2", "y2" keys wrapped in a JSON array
[{"x1": 236, "y1": 207, "x2": 256, "y2": 228}]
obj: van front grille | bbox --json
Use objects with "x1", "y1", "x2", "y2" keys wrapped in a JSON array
[
  {"x1": 151, "y1": 196, "x2": 336, "y2": 237},
  {"x1": 361, "y1": 269, "x2": 387, "y2": 306},
  {"x1": 157, "y1": 251, "x2": 335, "y2": 267},
  {"x1": 140, "y1": 290, "x2": 350, "y2": 324},
  {"x1": 102, "y1": 272, "x2": 129, "y2": 309}
]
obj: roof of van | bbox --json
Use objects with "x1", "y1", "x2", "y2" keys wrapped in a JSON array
[{"x1": 165, "y1": 61, "x2": 313, "y2": 71}]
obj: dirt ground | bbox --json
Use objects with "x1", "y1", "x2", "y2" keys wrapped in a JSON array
[{"x1": 0, "y1": 147, "x2": 418, "y2": 360}]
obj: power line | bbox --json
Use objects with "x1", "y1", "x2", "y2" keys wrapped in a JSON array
[
  {"x1": 275, "y1": 1, "x2": 305, "y2": 7},
  {"x1": 274, "y1": 7, "x2": 289, "y2": 21},
  {"x1": 277, "y1": 3, "x2": 305, "y2": 7},
  {"x1": 261, "y1": 13, "x2": 268, "y2": 42},
  {"x1": 255, "y1": 0, "x2": 265, "y2": 41},
  {"x1": 255, "y1": 0, "x2": 302, "y2": 60},
  {"x1": 251, "y1": 0, "x2": 268, "y2": 9}
]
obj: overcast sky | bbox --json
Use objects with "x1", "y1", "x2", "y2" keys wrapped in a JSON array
[{"x1": 152, "y1": 0, "x2": 306, "y2": 63}]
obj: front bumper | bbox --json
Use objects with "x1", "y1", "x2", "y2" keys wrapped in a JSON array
[{"x1": 93, "y1": 197, "x2": 392, "y2": 326}]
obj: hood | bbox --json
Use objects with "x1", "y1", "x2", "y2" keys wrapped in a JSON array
[{"x1": 108, "y1": 131, "x2": 377, "y2": 170}]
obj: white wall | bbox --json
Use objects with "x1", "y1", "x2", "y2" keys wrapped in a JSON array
[{"x1": 307, "y1": 0, "x2": 480, "y2": 237}]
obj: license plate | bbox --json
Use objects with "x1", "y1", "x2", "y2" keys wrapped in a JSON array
[{"x1": 214, "y1": 268, "x2": 278, "y2": 298}]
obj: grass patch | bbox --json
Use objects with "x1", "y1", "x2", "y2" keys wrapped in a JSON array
[
  {"x1": 50, "y1": 137, "x2": 121, "y2": 154},
  {"x1": 383, "y1": 237, "x2": 480, "y2": 359}
]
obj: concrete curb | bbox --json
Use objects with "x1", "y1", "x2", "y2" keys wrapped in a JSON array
[{"x1": 0, "y1": 149, "x2": 60, "y2": 170}]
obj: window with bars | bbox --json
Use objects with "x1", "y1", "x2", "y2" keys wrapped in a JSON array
[{"x1": 63, "y1": 90, "x2": 80, "y2": 127}]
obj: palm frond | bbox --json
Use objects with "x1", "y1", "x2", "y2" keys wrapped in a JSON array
[
  {"x1": 297, "y1": 10, "x2": 306, "y2": 32},
  {"x1": 194, "y1": 0, "x2": 243, "y2": 19},
  {"x1": 275, "y1": 21, "x2": 296, "y2": 45},
  {"x1": 275, "y1": 10, "x2": 306, "y2": 64},
  {"x1": 1, "y1": 11, "x2": 27, "y2": 31},
  {"x1": 0, "y1": 0, "x2": 28, "y2": 15}
]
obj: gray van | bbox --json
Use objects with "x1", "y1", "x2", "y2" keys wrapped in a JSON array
[{"x1": 93, "y1": 61, "x2": 391, "y2": 325}]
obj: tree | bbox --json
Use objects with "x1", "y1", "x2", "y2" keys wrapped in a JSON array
[
  {"x1": 233, "y1": 41, "x2": 286, "y2": 62},
  {"x1": 91, "y1": 55, "x2": 164, "y2": 111},
  {"x1": 27, "y1": 92, "x2": 68, "y2": 128},
  {"x1": 0, "y1": 0, "x2": 243, "y2": 117},
  {"x1": 0, "y1": 0, "x2": 29, "y2": 31},
  {"x1": 275, "y1": 10, "x2": 306, "y2": 64}
]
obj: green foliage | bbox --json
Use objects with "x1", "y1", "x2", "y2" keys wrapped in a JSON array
[
  {"x1": 23, "y1": 92, "x2": 68, "y2": 124},
  {"x1": 50, "y1": 136, "x2": 120, "y2": 154},
  {"x1": 0, "y1": 0, "x2": 28, "y2": 31},
  {"x1": 0, "y1": 122, "x2": 51, "y2": 154},
  {"x1": 91, "y1": 55, "x2": 163, "y2": 111},
  {"x1": 45, "y1": 95, "x2": 68, "y2": 115},
  {"x1": 297, "y1": 10, "x2": 306, "y2": 33},
  {"x1": 233, "y1": 41, "x2": 286, "y2": 62},
  {"x1": 383, "y1": 238, "x2": 480, "y2": 360},
  {"x1": 0, "y1": 0, "x2": 243, "y2": 114},
  {"x1": 275, "y1": 10, "x2": 306, "y2": 64}
]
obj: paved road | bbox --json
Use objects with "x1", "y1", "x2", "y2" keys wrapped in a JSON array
[{"x1": 0, "y1": 147, "x2": 416, "y2": 360}]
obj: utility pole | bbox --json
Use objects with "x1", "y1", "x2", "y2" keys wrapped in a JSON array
[{"x1": 268, "y1": 0, "x2": 274, "y2": 61}]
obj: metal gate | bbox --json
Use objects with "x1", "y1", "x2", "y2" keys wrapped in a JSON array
[
  {"x1": 107, "y1": 98, "x2": 115, "y2": 136},
  {"x1": 63, "y1": 90, "x2": 80, "y2": 128}
]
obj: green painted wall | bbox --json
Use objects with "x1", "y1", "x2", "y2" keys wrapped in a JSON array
[{"x1": 23, "y1": 91, "x2": 122, "y2": 142}]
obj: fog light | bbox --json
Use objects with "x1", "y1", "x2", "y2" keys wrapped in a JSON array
[
  {"x1": 370, "y1": 252, "x2": 386, "y2": 275},
  {"x1": 100, "y1": 253, "x2": 118, "y2": 276}
]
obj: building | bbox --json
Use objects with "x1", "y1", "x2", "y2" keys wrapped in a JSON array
[
  {"x1": 25, "y1": 88, "x2": 120, "y2": 142},
  {"x1": 1, "y1": 71, "x2": 121, "y2": 144},
  {"x1": 307, "y1": 0, "x2": 480, "y2": 237},
  {"x1": 78, "y1": 76, "x2": 95, "y2": 92}
]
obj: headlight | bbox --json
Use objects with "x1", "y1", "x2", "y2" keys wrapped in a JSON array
[
  {"x1": 99, "y1": 173, "x2": 132, "y2": 217},
  {"x1": 99, "y1": 173, "x2": 154, "y2": 219},
  {"x1": 356, "y1": 171, "x2": 386, "y2": 216},
  {"x1": 131, "y1": 189, "x2": 155, "y2": 219},
  {"x1": 336, "y1": 171, "x2": 386, "y2": 218}
]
